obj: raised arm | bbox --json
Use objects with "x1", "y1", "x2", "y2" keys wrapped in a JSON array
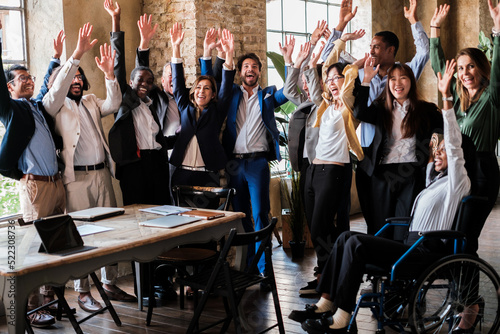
[
  {"x1": 95, "y1": 43, "x2": 121, "y2": 116},
  {"x1": 488, "y1": 0, "x2": 500, "y2": 107},
  {"x1": 321, "y1": 0, "x2": 357, "y2": 61},
  {"x1": 404, "y1": 0, "x2": 430, "y2": 81},
  {"x1": 170, "y1": 23, "x2": 190, "y2": 111},
  {"x1": 304, "y1": 43, "x2": 326, "y2": 107},
  {"x1": 279, "y1": 35, "x2": 295, "y2": 65},
  {"x1": 203, "y1": 28, "x2": 218, "y2": 58},
  {"x1": 43, "y1": 23, "x2": 97, "y2": 115},
  {"x1": 105, "y1": 0, "x2": 127, "y2": 92},
  {"x1": 438, "y1": 58, "x2": 469, "y2": 193},
  {"x1": 104, "y1": 0, "x2": 121, "y2": 33},
  {"x1": 353, "y1": 56, "x2": 380, "y2": 124},
  {"x1": 217, "y1": 29, "x2": 236, "y2": 116},
  {"x1": 170, "y1": 22, "x2": 184, "y2": 59},
  {"x1": 0, "y1": 19, "x2": 12, "y2": 120},
  {"x1": 135, "y1": 14, "x2": 157, "y2": 68},
  {"x1": 322, "y1": 29, "x2": 365, "y2": 82}
]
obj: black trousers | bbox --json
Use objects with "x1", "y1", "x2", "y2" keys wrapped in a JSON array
[
  {"x1": 304, "y1": 164, "x2": 348, "y2": 272},
  {"x1": 368, "y1": 163, "x2": 424, "y2": 239},
  {"x1": 119, "y1": 150, "x2": 170, "y2": 206},
  {"x1": 317, "y1": 231, "x2": 446, "y2": 313}
]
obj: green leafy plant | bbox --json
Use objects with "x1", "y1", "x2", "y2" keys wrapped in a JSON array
[{"x1": 478, "y1": 31, "x2": 493, "y2": 62}]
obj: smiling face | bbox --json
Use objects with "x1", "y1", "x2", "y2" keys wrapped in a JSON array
[
  {"x1": 7, "y1": 70, "x2": 35, "y2": 99},
  {"x1": 161, "y1": 64, "x2": 173, "y2": 95},
  {"x1": 67, "y1": 69, "x2": 83, "y2": 101},
  {"x1": 193, "y1": 79, "x2": 216, "y2": 109},
  {"x1": 388, "y1": 68, "x2": 411, "y2": 105},
  {"x1": 301, "y1": 74, "x2": 310, "y2": 100},
  {"x1": 326, "y1": 67, "x2": 345, "y2": 100},
  {"x1": 457, "y1": 55, "x2": 481, "y2": 93},
  {"x1": 240, "y1": 58, "x2": 261, "y2": 89},
  {"x1": 369, "y1": 36, "x2": 394, "y2": 67},
  {"x1": 434, "y1": 140, "x2": 448, "y2": 172},
  {"x1": 130, "y1": 70, "x2": 154, "y2": 101}
]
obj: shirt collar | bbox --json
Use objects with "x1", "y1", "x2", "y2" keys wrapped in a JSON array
[
  {"x1": 239, "y1": 85, "x2": 260, "y2": 95},
  {"x1": 393, "y1": 98, "x2": 410, "y2": 112}
]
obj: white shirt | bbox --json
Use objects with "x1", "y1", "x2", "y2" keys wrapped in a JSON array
[
  {"x1": 314, "y1": 105, "x2": 349, "y2": 163},
  {"x1": 164, "y1": 92, "x2": 180, "y2": 136},
  {"x1": 131, "y1": 98, "x2": 162, "y2": 150},
  {"x1": 381, "y1": 99, "x2": 417, "y2": 164},
  {"x1": 234, "y1": 86, "x2": 269, "y2": 154},
  {"x1": 73, "y1": 103, "x2": 105, "y2": 166}
]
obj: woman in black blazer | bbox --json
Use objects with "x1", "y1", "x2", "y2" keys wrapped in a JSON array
[
  {"x1": 169, "y1": 24, "x2": 235, "y2": 188},
  {"x1": 354, "y1": 61, "x2": 443, "y2": 237}
]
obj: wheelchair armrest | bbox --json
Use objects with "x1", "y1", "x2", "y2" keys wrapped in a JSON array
[
  {"x1": 375, "y1": 218, "x2": 411, "y2": 237},
  {"x1": 419, "y1": 230, "x2": 466, "y2": 240}
]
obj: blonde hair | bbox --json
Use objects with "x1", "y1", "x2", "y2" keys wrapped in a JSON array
[{"x1": 456, "y1": 48, "x2": 490, "y2": 112}]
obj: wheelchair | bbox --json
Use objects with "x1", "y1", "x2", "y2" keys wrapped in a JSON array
[{"x1": 349, "y1": 196, "x2": 500, "y2": 333}]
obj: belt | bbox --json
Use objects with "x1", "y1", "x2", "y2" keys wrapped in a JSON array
[
  {"x1": 232, "y1": 151, "x2": 268, "y2": 159},
  {"x1": 22, "y1": 173, "x2": 61, "y2": 182},
  {"x1": 180, "y1": 165, "x2": 213, "y2": 173},
  {"x1": 74, "y1": 162, "x2": 105, "y2": 172}
]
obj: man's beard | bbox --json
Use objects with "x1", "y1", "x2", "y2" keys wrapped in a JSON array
[{"x1": 67, "y1": 85, "x2": 83, "y2": 102}]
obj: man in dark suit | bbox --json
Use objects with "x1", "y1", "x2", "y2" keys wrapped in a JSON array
[
  {"x1": 213, "y1": 52, "x2": 288, "y2": 278},
  {"x1": 105, "y1": 0, "x2": 170, "y2": 206},
  {"x1": 0, "y1": 20, "x2": 64, "y2": 328}
]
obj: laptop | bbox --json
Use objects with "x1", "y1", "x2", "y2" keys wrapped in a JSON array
[
  {"x1": 139, "y1": 215, "x2": 201, "y2": 228},
  {"x1": 34, "y1": 214, "x2": 97, "y2": 256},
  {"x1": 69, "y1": 207, "x2": 125, "y2": 221}
]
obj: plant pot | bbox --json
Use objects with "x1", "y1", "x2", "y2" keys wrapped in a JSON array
[{"x1": 289, "y1": 240, "x2": 306, "y2": 259}]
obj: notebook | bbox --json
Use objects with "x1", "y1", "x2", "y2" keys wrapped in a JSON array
[
  {"x1": 34, "y1": 214, "x2": 97, "y2": 256},
  {"x1": 69, "y1": 207, "x2": 125, "y2": 221},
  {"x1": 139, "y1": 215, "x2": 201, "y2": 228},
  {"x1": 179, "y1": 209, "x2": 225, "y2": 220}
]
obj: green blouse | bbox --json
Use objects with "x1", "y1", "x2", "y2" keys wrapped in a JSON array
[{"x1": 430, "y1": 36, "x2": 500, "y2": 153}]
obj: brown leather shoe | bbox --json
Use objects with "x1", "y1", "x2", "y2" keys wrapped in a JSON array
[
  {"x1": 47, "y1": 302, "x2": 76, "y2": 317},
  {"x1": 27, "y1": 310, "x2": 56, "y2": 328},
  {"x1": 77, "y1": 295, "x2": 104, "y2": 313},
  {"x1": 104, "y1": 286, "x2": 137, "y2": 302}
]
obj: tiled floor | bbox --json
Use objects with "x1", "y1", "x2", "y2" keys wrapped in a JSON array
[{"x1": 1, "y1": 204, "x2": 499, "y2": 333}]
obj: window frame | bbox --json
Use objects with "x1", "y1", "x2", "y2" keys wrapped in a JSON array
[{"x1": 0, "y1": 0, "x2": 27, "y2": 66}]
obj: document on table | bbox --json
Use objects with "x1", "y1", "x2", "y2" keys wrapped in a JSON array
[
  {"x1": 77, "y1": 225, "x2": 114, "y2": 236},
  {"x1": 139, "y1": 205, "x2": 191, "y2": 216}
]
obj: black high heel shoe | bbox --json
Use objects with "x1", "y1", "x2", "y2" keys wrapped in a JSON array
[{"x1": 452, "y1": 297, "x2": 485, "y2": 333}]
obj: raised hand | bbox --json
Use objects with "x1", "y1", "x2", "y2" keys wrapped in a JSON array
[
  {"x1": 170, "y1": 22, "x2": 184, "y2": 58},
  {"x1": 323, "y1": 27, "x2": 331, "y2": 41},
  {"x1": 430, "y1": 4, "x2": 450, "y2": 28},
  {"x1": 72, "y1": 22, "x2": 98, "y2": 60},
  {"x1": 220, "y1": 29, "x2": 234, "y2": 68},
  {"x1": 362, "y1": 55, "x2": 380, "y2": 83},
  {"x1": 104, "y1": 0, "x2": 120, "y2": 18},
  {"x1": 308, "y1": 42, "x2": 325, "y2": 70},
  {"x1": 489, "y1": 0, "x2": 500, "y2": 31},
  {"x1": 404, "y1": 0, "x2": 418, "y2": 25},
  {"x1": 294, "y1": 42, "x2": 311, "y2": 68},
  {"x1": 279, "y1": 35, "x2": 295, "y2": 64},
  {"x1": 203, "y1": 28, "x2": 218, "y2": 57},
  {"x1": 437, "y1": 58, "x2": 456, "y2": 97},
  {"x1": 341, "y1": 29, "x2": 365, "y2": 42},
  {"x1": 337, "y1": 0, "x2": 358, "y2": 31},
  {"x1": 353, "y1": 52, "x2": 368, "y2": 68},
  {"x1": 95, "y1": 43, "x2": 116, "y2": 80},
  {"x1": 310, "y1": 20, "x2": 328, "y2": 45},
  {"x1": 53, "y1": 30, "x2": 65, "y2": 59},
  {"x1": 138, "y1": 14, "x2": 158, "y2": 50}
]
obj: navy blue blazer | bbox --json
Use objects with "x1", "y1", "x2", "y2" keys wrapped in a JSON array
[
  {"x1": 170, "y1": 61, "x2": 235, "y2": 170},
  {"x1": 200, "y1": 58, "x2": 288, "y2": 161},
  {"x1": 0, "y1": 44, "x2": 61, "y2": 180}
]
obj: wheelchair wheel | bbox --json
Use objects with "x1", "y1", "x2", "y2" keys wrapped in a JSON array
[{"x1": 408, "y1": 254, "x2": 500, "y2": 334}]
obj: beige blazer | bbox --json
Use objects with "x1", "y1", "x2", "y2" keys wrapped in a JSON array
[{"x1": 42, "y1": 57, "x2": 122, "y2": 185}]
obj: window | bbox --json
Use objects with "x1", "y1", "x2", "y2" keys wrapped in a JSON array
[
  {"x1": 0, "y1": 0, "x2": 24, "y2": 220},
  {"x1": 266, "y1": 0, "x2": 344, "y2": 87},
  {"x1": 0, "y1": 0, "x2": 26, "y2": 66}
]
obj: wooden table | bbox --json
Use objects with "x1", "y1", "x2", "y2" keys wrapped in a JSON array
[{"x1": 0, "y1": 205, "x2": 244, "y2": 334}]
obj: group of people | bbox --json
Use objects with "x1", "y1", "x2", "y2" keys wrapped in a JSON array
[
  {"x1": 285, "y1": 0, "x2": 500, "y2": 333},
  {"x1": 0, "y1": 0, "x2": 499, "y2": 332}
]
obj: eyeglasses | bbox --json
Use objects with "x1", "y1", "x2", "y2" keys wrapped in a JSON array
[
  {"x1": 7, "y1": 75, "x2": 35, "y2": 85},
  {"x1": 73, "y1": 74, "x2": 84, "y2": 81},
  {"x1": 325, "y1": 75, "x2": 344, "y2": 84}
]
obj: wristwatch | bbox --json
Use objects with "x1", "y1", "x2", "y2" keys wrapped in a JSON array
[
  {"x1": 442, "y1": 96, "x2": 453, "y2": 101},
  {"x1": 493, "y1": 27, "x2": 500, "y2": 38}
]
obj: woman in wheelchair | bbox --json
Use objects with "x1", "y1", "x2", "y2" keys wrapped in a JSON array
[{"x1": 289, "y1": 60, "x2": 473, "y2": 333}]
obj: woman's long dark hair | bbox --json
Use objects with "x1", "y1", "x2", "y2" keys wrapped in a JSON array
[{"x1": 377, "y1": 63, "x2": 424, "y2": 139}]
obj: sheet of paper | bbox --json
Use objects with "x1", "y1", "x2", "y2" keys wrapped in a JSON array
[
  {"x1": 139, "y1": 205, "x2": 191, "y2": 216},
  {"x1": 77, "y1": 225, "x2": 114, "y2": 236}
]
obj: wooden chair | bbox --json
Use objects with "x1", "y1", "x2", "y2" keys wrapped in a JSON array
[
  {"x1": 145, "y1": 185, "x2": 235, "y2": 324},
  {"x1": 175, "y1": 217, "x2": 284, "y2": 334}
]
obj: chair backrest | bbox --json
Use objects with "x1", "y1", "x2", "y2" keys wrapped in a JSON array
[
  {"x1": 220, "y1": 217, "x2": 278, "y2": 274},
  {"x1": 172, "y1": 185, "x2": 235, "y2": 210},
  {"x1": 452, "y1": 195, "x2": 489, "y2": 256}
]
